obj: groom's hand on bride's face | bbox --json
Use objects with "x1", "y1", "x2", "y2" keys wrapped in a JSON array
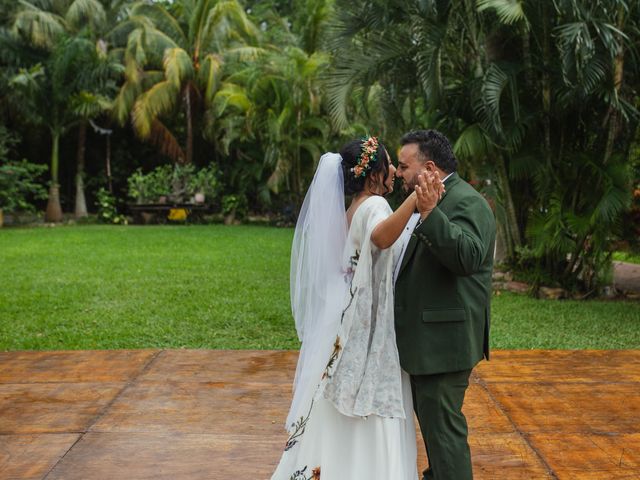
[{"x1": 416, "y1": 172, "x2": 445, "y2": 219}]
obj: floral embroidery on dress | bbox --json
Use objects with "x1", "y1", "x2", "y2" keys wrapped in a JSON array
[
  {"x1": 343, "y1": 249, "x2": 360, "y2": 282},
  {"x1": 285, "y1": 399, "x2": 314, "y2": 451},
  {"x1": 289, "y1": 466, "x2": 321, "y2": 480},
  {"x1": 322, "y1": 336, "x2": 341, "y2": 380}
]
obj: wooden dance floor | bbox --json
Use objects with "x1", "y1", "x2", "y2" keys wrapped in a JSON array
[{"x1": 1, "y1": 349, "x2": 639, "y2": 479}]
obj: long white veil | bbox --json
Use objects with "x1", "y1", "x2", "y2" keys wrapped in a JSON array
[{"x1": 287, "y1": 152, "x2": 349, "y2": 429}]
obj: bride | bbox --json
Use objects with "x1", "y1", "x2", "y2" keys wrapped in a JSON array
[{"x1": 271, "y1": 137, "x2": 419, "y2": 480}]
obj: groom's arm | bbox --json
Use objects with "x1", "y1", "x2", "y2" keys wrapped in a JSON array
[{"x1": 413, "y1": 196, "x2": 494, "y2": 276}]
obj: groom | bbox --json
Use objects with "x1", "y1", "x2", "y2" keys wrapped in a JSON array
[{"x1": 394, "y1": 130, "x2": 496, "y2": 480}]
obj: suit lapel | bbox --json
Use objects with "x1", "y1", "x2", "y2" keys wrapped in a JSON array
[
  {"x1": 440, "y1": 172, "x2": 459, "y2": 203},
  {"x1": 398, "y1": 233, "x2": 418, "y2": 276}
]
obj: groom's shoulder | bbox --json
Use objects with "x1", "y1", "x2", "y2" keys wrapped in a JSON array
[
  {"x1": 450, "y1": 175, "x2": 483, "y2": 200},
  {"x1": 449, "y1": 176, "x2": 493, "y2": 212}
]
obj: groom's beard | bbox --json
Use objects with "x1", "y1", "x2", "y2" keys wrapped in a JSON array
[{"x1": 399, "y1": 173, "x2": 420, "y2": 198}]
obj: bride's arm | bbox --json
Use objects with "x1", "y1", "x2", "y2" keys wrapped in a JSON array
[{"x1": 370, "y1": 192, "x2": 417, "y2": 249}]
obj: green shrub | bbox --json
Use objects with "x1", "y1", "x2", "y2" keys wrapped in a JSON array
[
  {"x1": 0, "y1": 160, "x2": 48, "y2": 214},
  {"x1": 95, "y1": 188, "x2": 127, "y2": 224},
  {"x1": 222, "y1": 194, "x2": 248, "y2": 220},
  {"x1": 189, "y1": 164, "x2": 221, "y2": 201},
  {"x1": 128, "y1": 164, "x2": 221, "y2": 204}
]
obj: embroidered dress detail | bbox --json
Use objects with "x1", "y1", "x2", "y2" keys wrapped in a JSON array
[{"x1": 271, "y1": 195, "x2": 418, "y2": 480}]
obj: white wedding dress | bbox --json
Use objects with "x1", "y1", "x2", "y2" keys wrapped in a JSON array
[{"x1": 272, "y1": 195, "x2": 418, "y2": 480}]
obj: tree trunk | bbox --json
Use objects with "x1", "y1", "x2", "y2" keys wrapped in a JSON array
[
  {"x1": 106, "y1": 133, "x2": 113, "y2": 194},
  {"x1": 495, "y1": 154, "x2": 521, "y2": 260},
  {"x1": 185, "y1": 85, "x2": 193, "y2": 165},
  {"x1": 464, "y1": 0, "x2": 483, "y2": 78},
  {"x1": 541, "y1": 2, "x2": 552, "y2": 170},
  {"x1": 494, "y1": 221, "x2": 508, "y2": 264},
  {"x1": 45, "y1": 130, "x2": 63, "y2": 222},
  {"x1": 603, "y1": 5, "x2": 626, "y2": 165},
  {"x1": 74, "y1": 121, "x2": 88, "y2": 218},
  {"x1": 295, "y1": 108, "x2": 302, "y2": 199}
]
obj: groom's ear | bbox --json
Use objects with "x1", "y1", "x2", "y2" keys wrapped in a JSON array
[{"x1": 422, "y1": 160, "x2": 434, "y2": 172}]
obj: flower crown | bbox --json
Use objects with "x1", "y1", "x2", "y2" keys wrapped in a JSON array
[{"x1": 351, "y1": 136, "x2": 380, "y2": 178}]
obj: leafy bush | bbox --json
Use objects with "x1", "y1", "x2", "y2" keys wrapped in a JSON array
[
  {"x1": 128, "y1": 165, "x2": 173, "y2": 203},
  {"x1": 518, "y1": 154, "x2": 631, "y2": 294},
  {"x1": 128, "y1": 164, "x2": 221, "y2": 204},
  {"x1": 189, "y1": 164, "x2": 221, "y2": 200},
  {"x1": 0, "y1": 126, "x2": 48, "y2": 215},
  {"x1": 0, "y1": 160, "x2": 48, "y2": 214},
  {"x1": 222, "y1": 194, "x2": 248, "y2": 220},
  {"x1": 96, "y1": 188, "x2": 127, "y2": 224}
]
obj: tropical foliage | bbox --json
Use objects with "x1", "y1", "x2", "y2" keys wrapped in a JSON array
[
  {"x1": 0, "y1": 0, "x2": 638, "y2": 295},
  {"x1": 327, "y1": 0, "x2": 640, "y2": 293}
]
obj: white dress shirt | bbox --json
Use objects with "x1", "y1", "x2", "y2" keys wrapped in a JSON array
[{"x1": 394, "y1": 172, "x2": 454, "y2": 284}]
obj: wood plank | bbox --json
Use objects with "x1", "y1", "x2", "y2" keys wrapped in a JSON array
[
  {"x1": 528, "y1": 433, "x2": 640, "y2": 479},
  {"x1": 0, "y1": 434, "x2": 80, "y2": 480},
  {"x1": 0, "y1": 350, "x2": 158, "y2": 384},
  {"x1": 475, "y1": 350, "x2": 640, "y2": 384},
  {"x1": 45, "y1": 432, "x2": 284, "y2": 480},
  {"x1": 138, "y1": 350, "x2": 298, "y2": 385},
  {"x1": 463, "y1": 383, "x2": 515, "y2": 435},
  {"x1": 0, "y1": 349, "x2": 638, "y2": 478},
  {"x1": 90, "y1": 381, "x2": 291, "y2": 436},
  {"x1": 415, "y1": 432, "x2": 553, "y2": 479},
  {"x1": 0, "y1": 383, "x2": 123, "y2": 434},
  {"x1": 489, "y1": 383, "x2": 640, "y2": 434}
]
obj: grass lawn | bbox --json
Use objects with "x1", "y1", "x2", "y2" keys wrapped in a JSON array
[
  {"x1": 1, "y1": 225, "x2": 638, "y2": 351},
  {"x1": 613, "y1": 251, "x2": 640, "y2": 264}
]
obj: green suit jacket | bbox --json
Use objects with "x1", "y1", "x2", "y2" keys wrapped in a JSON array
[{"x1": 394, "y1": 172, "x2": 496, "y2": 375}]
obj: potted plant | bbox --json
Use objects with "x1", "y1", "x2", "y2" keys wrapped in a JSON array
[
  {"x1": 127, "y1": 169, "x2": 148, "y2": 204},
  {"x1": 189, "y1": 165, "x2": 221, "y2": 204},
  {"x1": 127, "y1": 165, "x2": 173, "y2": 204},
  {"x1": 169, "y1": 163, "x2": 195, "y2": 203}
]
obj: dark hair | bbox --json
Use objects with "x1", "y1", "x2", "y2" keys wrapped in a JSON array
[
  {"x1": 340, "y1": 138, "x2": 390, "y2": 196},
  {"x1": 400, "y1": 129, "x2": 457, "y2": 173}
]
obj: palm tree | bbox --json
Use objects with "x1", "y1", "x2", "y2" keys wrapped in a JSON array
[
  {"x1": 207, "y1": 43, "x2": 331, "y2": 204},
  {"x1": 10, "y1": 0, "x2": 121, "y2": 221},
  {"x1": 112, "y1": 0, "x2": 261, "y2": 164},
  {"x1": 327, "y1": 0, "x2": 639, "y2": 292}
]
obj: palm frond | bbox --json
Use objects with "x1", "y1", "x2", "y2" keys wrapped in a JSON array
[
  {"x1": 453, "y1": 123, "x2": 493, "y2": 161},
  {"x1": 199, "y1": 0, "x2": 260, "y2": 53},
  {"x1": 65, "y1": 0, "x2": 106, "y2": 31},
  {"x1": 326, "y1": 36, "x2": 408, "y2": 130},
  {"x1": 476, "y1": 0, "x2": 528, "y2": 27},
  {"x1": 198, "y1": 53, "x2": 222, "y2": 106},
  {"x1": 112, "y1": 79, "x2": 140, "y2": 125},
  {"x1": 223, "y1": 46, "x2": 265, "y2": 62},
  {"x1": 12, "y1": 5, "x2": 66, "y2": 48},
  {"x1": 130, "y1": 2, "x2": 188, "y2": 49},
  {"x1": 213, "y1": 82, "x2": 251, "y2": 115},
  {"x1": 131, "y1": 80, "x2": 178, "y2": 138},
  {"x1": 148, "y1": 118, "x2": 185, "y2": 163},
  {"x1": 9, "y1": 63, "x2": 45, "y2": 93},
  {"x1": 163, "y1": 47, "x2": 193, "y2": 87},
  {"x1": 70, "y1": 91, "x2": 111, "y2": 118}
]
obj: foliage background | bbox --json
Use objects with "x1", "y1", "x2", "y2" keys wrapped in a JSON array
[{"x1": 0, "y1": 0, "x2": 639, "y2": 295}]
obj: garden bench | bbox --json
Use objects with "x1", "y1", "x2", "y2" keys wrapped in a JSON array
[{"x1": 127, "y1": 203, "x2": 210, "y2": 223}]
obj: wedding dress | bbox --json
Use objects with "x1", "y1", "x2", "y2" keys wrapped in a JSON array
[{"x1": 271, "y1": 153, "x2": 418, "y2": 480}]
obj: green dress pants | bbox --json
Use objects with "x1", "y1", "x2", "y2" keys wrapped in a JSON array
[{"x1": 411, "y1": 369, "x2": 473, "y2": 480}]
